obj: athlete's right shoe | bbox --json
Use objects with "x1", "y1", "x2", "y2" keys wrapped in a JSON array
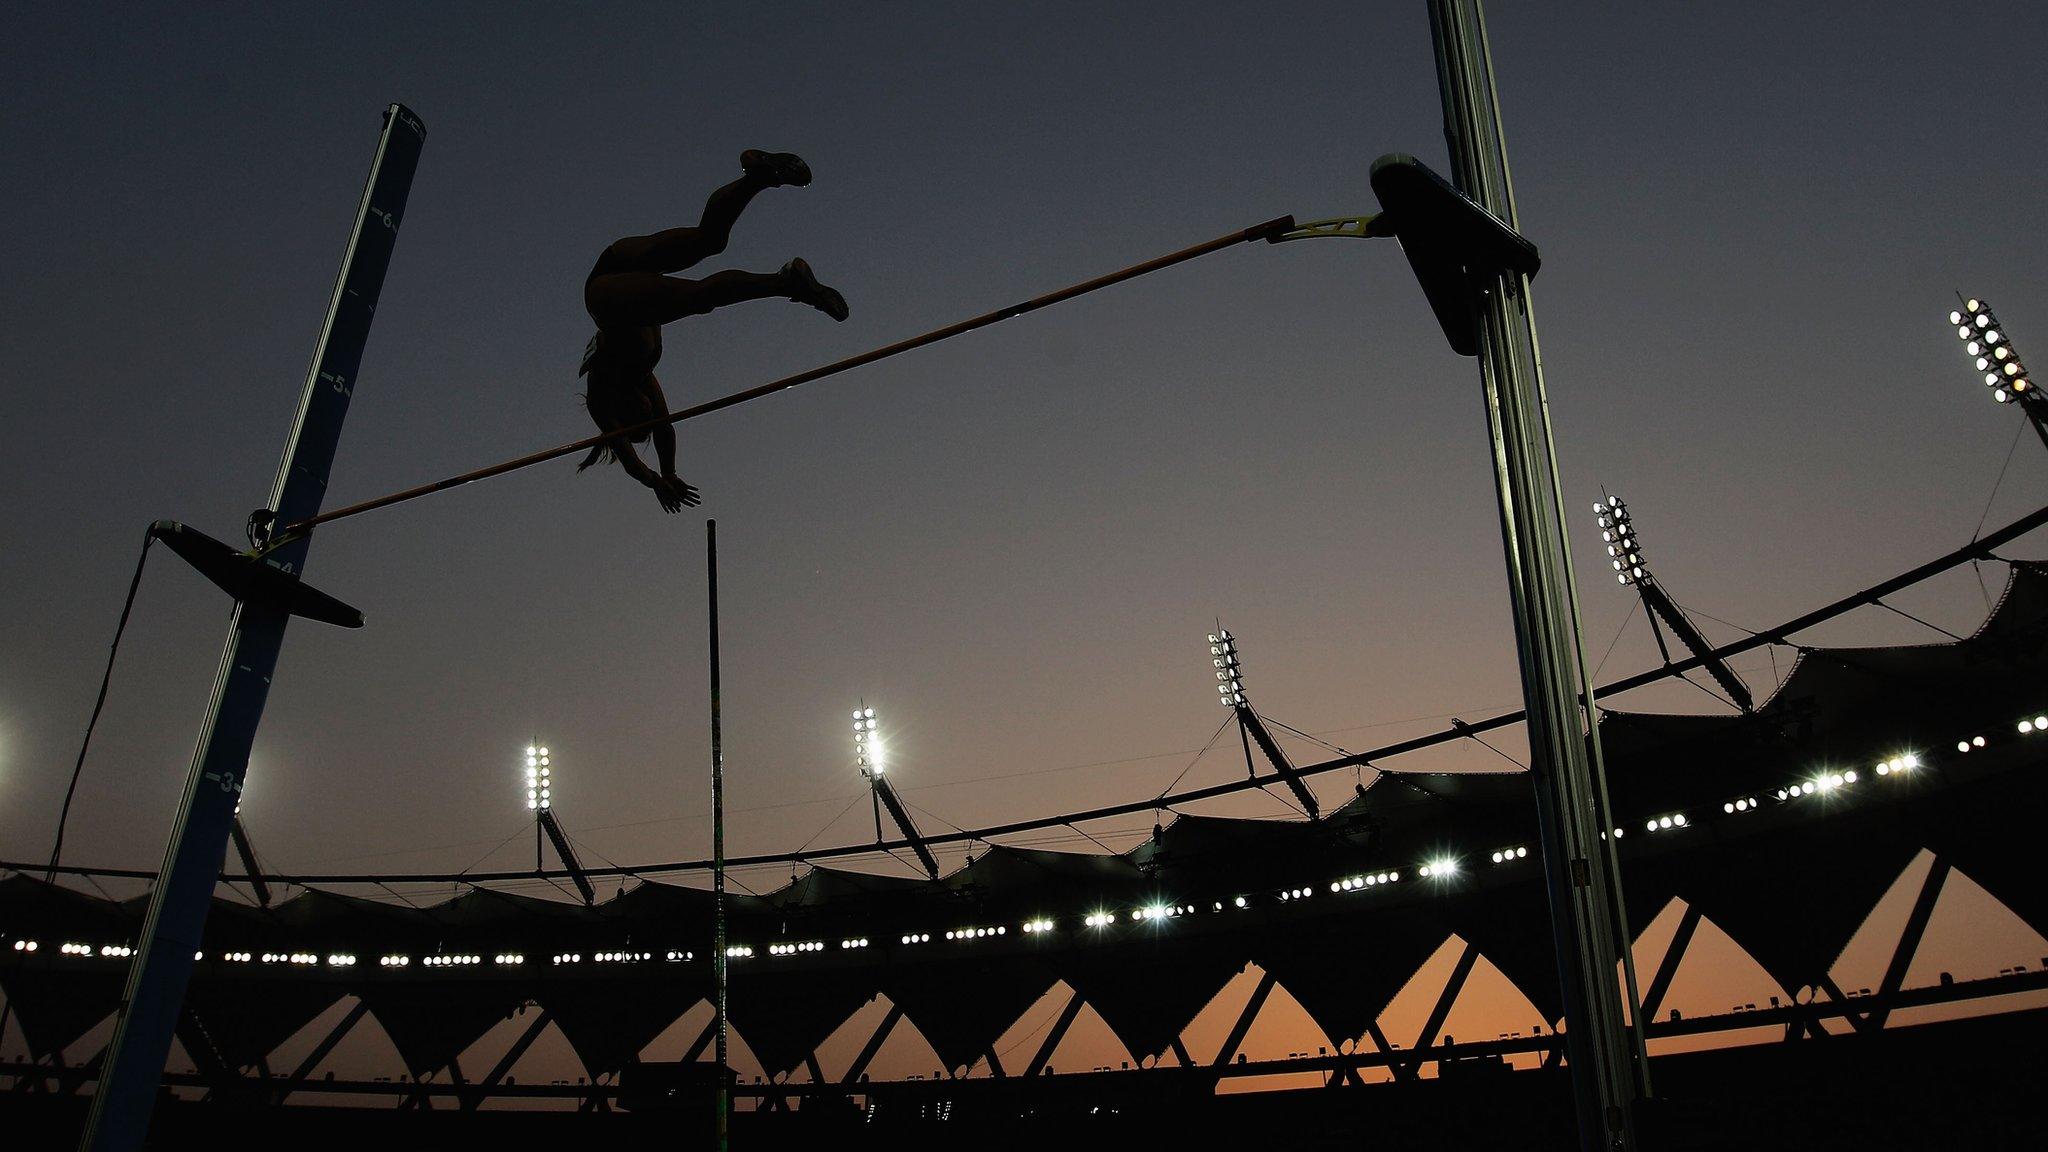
[
  {"x1": 782, "y1": 258, "x2": 849, "y2": 322},
  {"x1": 742, "y1": 149, "x2": 812, "y2": 188}
]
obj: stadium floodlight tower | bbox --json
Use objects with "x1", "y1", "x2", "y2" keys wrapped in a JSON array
[
  {"x1": 1594, "y1": 495, "x2": 1753, "y2": 712},
  {"x1": 1208, "y1": 629, "x2": 1320, "y2": 819},
  {"x1": 854, "y1": 706, "x2": 941, "y2": 880},
  {"x1": 525, "y1": 743, "x2": 594, "y2": 905},
  {"x1": 1950, "y1": 298, "x2": 2045, "y2": 450}
]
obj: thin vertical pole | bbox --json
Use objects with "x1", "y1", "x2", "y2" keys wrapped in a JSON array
[
  {"x1": 706, "y1": 519, "x2": 729, "y2": 1149},
  {"x1": 1424, "y1": 3, "x2": 1641, "y2": 1148},
  {"x1": 81, "y1": 104, "x2": 424, "y2": 1152}
]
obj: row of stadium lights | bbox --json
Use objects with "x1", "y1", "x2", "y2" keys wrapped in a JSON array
[
  {"x1": 945, "y1": 926, "x2": 1006, "y2": 940},
  {"x1": 18, "y1": 712, "x2": 2035, "y2": 971},
  {"x1": 42, "y1": 942, "x2": 131, "y2": 957},
  {"x1": 540, "y1": 951, "x2": 696, "y2": 965}
]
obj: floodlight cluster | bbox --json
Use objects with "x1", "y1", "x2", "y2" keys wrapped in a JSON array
[
  {"x1": 664, "y1": 950, "x2": 693, "y2": 961},
  {"x1": 1951, "y1": 299, "x2": 2032, "y2": 403},
  {"x1": 945, "y1": 925, "x2": 1007, "y2": 940},
  {"x1": 525, "y1": 745, "x2": 552, "y2": 811},
  {"x1": 839, "y1": 938, "x2": 870, "y2": 949},
  {"x1": 1644, "y1": 813, "x2": 1689, "y2": 833},
  {"x1": 1956, "y1": 735, "x2": 1988, "y2": 753},
  {"x1": 424, "y1": 954, "x2": 480, "y2": 967},
  {"x1": 899, "y1": 933, "x2": 933, "y2": 944},
  {"x1": 1489, "y1": 847, "x2": 1529, "y2": 864},
  {"x1": 2016, "y1": 715, "x2": 2048, "y2": 734},
  {"x1": 853, "y1": 707, "x2": 881, "y2": 774},
  {"x1": 11, "y1": 940, "x2": 38, "y2": 953},
  {"x1": 263, "y1": 952, "x2": 320, "y2": 965},
  {"x1": 327, "y1": 953, "x2": 357, "y2": 967},
  {"x1": 1020, "y1": 919, "x2": 1055, "y2": 934},
  {"x1": 1595, "y1": 496, "x2": 1646, "y2": 586},
  {"x1": 1722, "y1": 797, "x2": 1760, "y2": 814},
  {"x1": 596, "y1": 951, "x2": 652, "y2": 963},
  {"x1": 379, "y1": 955, "x2": 410, "y2": 967},
  {"x1": 770, "y1": 941, "x2": 826, "y2": 956},
  {"x1": 725, "y1": 945, "x2": 753, "y2": 958},
  {"x1": 1277, "y1": 886, "x2": 1314, "y2": 901},
  {"x1": 1874, "y1": 753, "x2": 1919, "y2": 776},
  {"x1": 1417, "y1": 859, "x2": 1458, "y2": 878},
  {"x1": 1209, "y1": 630, "x2": 1245, "y2": 707},
  {"x1": 1083, "y1": 912, "x2": 1115, "y2": 928},
  {"x1": 492, "y1": 953, "x2": 524, "y2": 965}
]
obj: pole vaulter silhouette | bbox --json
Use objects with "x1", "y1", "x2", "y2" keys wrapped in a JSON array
[{"x1": 579, "y1": 149, "x2": 849, "y2": 511}]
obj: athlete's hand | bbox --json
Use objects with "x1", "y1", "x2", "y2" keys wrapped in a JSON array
[{"x1": 655, "y1": 475, "x2": 701, "y2": 512}]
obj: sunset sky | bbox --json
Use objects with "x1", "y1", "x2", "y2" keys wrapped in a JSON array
[{"x1": 4, "y1": 0, "x2": 2046, "y2": 1091}]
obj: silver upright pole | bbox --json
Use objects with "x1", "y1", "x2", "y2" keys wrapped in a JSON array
[
  {"x1": 706, "y1": 519, "x2": 730, "y2": 1150},
  {"x1": 82, "y1": 104, "x2": 424, "y2": 1152},
  {"x1": 1423, "y1": 4, "x2": 1643, "y2": 1148}
]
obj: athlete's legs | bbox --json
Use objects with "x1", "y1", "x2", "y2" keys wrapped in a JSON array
[
  {"x1": 585, "y1": 269, "x2": 794, "y2": 330},
  {"x1": 595, "y1": 175, "x2": 766, "y2": 277},
  {"x1": 588, "y1": 254, "x2": 847, "y2": 330},
  {"x1": 592, "y1": 150, "x2": 811, "y2": 278}
]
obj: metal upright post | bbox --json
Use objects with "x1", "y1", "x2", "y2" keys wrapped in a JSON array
[
  {"x1": 1423, "y1": 4, "x2": 1644, "y2": 1149},
  {"x1": 706, "y1": 519, "x2": 730, "y2": 1150},
  {"x1": 81, "y1": 104, "x2": 424, "y2": 1152}
]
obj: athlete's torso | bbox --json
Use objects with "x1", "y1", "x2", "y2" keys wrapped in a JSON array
[
  {"x1": 582, "y1": 325, "x2": 662, "y2": 377},
  {"x1": 581, "y1": 328, "x2": 666, "y2": 439}
]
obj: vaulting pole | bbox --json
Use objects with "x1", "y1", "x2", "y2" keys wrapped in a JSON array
[
  {"x1": 1426, "y1": 4, "x2": 1642, "y2": 1148},
  {"x1": 706, "y1": 518, "x2": 730, "y2": 1151},
  {"x1": 80, "y1": 104, "x2": 423, "y2": 1152}
]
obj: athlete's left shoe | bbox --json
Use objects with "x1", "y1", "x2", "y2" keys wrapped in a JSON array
[
  {"x1": 782, "y1": 258, "x2": 849, "y2": 321},
  {"x1": 743, "y1": 149, "x2": 813, "y2": 188}
]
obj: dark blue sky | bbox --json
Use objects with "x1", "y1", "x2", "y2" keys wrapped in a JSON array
[{"x1": 3, "y1": 1, "x2": 2044, "y2": 892}]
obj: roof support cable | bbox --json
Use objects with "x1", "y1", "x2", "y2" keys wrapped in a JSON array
[
  {"x1": 1063, "y1": 822, "x2": 1122, "y2": 857},
  {"x1": 1872, "y1": 599, "x2": 1968, "y2": 643},
  {"x1": 45, "y1": 525, "x2": 159, "y2": 883},
  {"x1": 1450, "y1": 718, "x2": 1528, "y2": 770},
  {"x1": 1154, "y1": 714, "x2": 1236, "y2": 802}
]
